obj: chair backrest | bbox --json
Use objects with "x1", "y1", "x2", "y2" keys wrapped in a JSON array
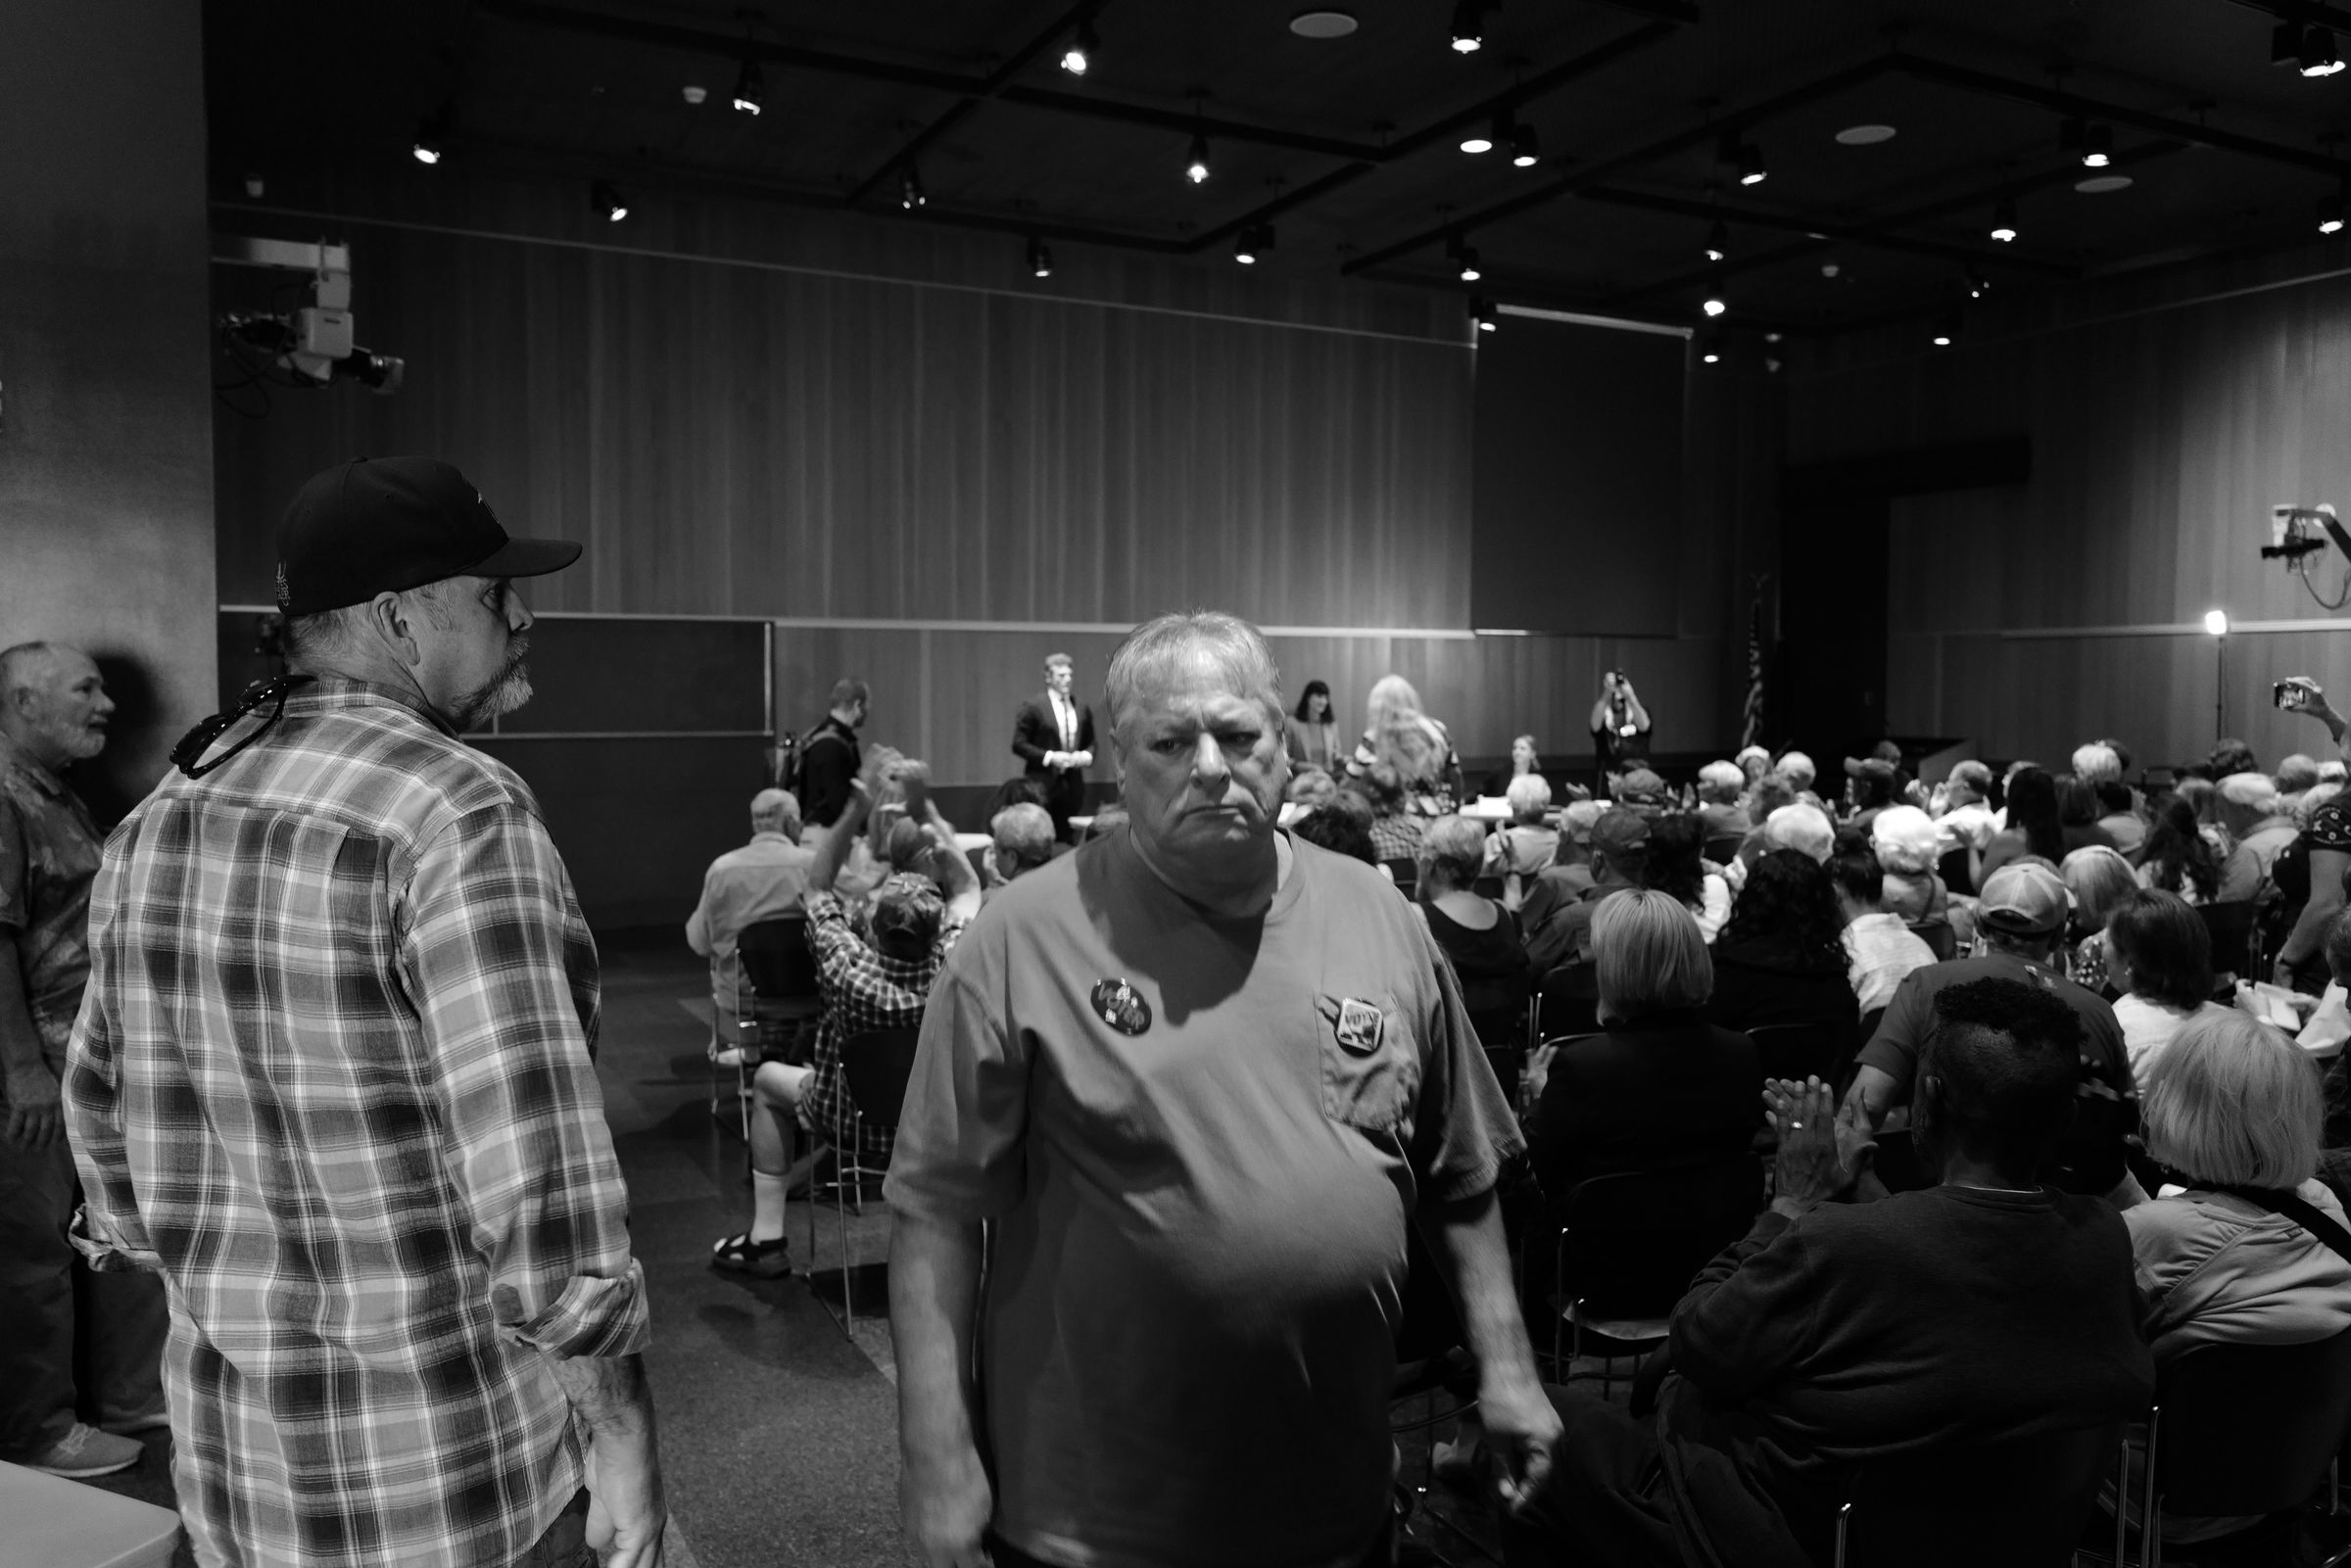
[
  {"x1": 1836, "y1": 1421, "x2": 2124, "y2": 1568},
  {"x1": 737, "y1": 917, "x2": 820, "y2": 1002},
  {"x1": 1745, "y1": 1021, "x2": 1845, "y2": 1086},
  {"x1": 2150, "y1": 1325, "x2": 2351, "y2": 1517},
  {"x1": 1382, "y1": 857, "x2": 1418, "y2": 894},
  {"x1": 2196, "y1": 899, "x2": 2259, "y2": 979},
  {"x1": 1470, "y1": 874, "x2": 1505, "y2": 901},
  {"x1": 1558, "y1": 1154, "x2": 1763, "y2": 1318},
  {"x1": 840, "y1": 1025, "x2": 925, "y2": 1131},
  {"x1": 1537, "y1": 964, "x2": 1601, "y2": 1041},
  {"x1": 1937, "y1": 845, "x2": 1975, "y2": 898}
]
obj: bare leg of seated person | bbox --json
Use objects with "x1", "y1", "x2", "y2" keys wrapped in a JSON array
[{"x1": 711, "y1": 1062, "x2": 825, "y2": 1276}]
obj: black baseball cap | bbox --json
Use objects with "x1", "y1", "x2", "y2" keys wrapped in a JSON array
[{"x1": 274, "y1": 455, "x2": 581, "y2": 615}]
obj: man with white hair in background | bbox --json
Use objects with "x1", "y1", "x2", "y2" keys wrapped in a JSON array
[
  {"x1": 688, "y1": 786, "x2": 814, "y2": 1066},
  {"x1": 984, "y1": 800, "x2": 1057, "y2": 901},
  {"x1": 0, "y1": 641, "x2": 168, "y2": 1481},
  {"x1": 2219, "y1": 773, "x2": 2297, "y2": 882},
  {"x1": 2072, "y1": 741, "x2": 2145, "y2": 857},
  {"x1": 1762, "y1": 801, "x2": 1836, "y2": 865},
  {"x1": 2277, "y1": 753, "x2": 2324, "y2": 815},
  {"x1": 888, "y1": 609, "x2": 1555, "y2": 1568},
  {"x1": 1696, "y1": 760, "x2": 1751, "y2": 846},
  {"x1": 1776, "y1": 750, "x2": 1824, "y2": 810},
  {"x1": 1931, "y1": 761, "x2": 2000, "y2": 893}
]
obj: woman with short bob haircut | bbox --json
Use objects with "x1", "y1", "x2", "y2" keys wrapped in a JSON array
[
  {"x1": 2102, "y1": 888, "x2": 2230, "y2": 1075},
  {"x1": 1521, "y1": 889, "x2": 1758, "y2": 1202}
]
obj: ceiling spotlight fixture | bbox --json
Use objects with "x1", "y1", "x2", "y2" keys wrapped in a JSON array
[
  {"x1": 2282, "y1": 21, "x2": 2350, "y2": 76},
  {"x1": 1461, "y1": 113, "x2": 1503, "y2": 156},
  {"x1": 1511, "y1": 123, "x2": 1542, "y2": 167},
  {"x1": 1703, "y1": 218, "x2": 1729, "y2": 261},
  {"x1": 1289, "y1": 9, "x2": 1359, "y2": 38},
  {"x1": 1990, "y1": 198, "x2": 2019, "y2": 243},
  {"x1": 1450, "y1": 0, "x2": 1489, "y2": 54},
  {"x1": 900, "y1": 167, "x2": 928, "y2": 210},
  {"x1": 1931, "y1": 310, "x2": 1960, "y2": 348},
  {"x1": 592, "y1": 181, "x2": 627, "y2": 223},
  {"x1": 1698, "y1": 333, "x2": 1722, "y2": 365},
  {"x1": 2322, "y1": 191, "x2": 2347, "y2": 235},
  {"x1": 2081, "y1": 121, "x2": 2114, "y2": 168},
  {"x1": 1062, "y1": 19, "x2": 1098, "y2": 75},
  {"x1": 1027, "y1": 235, "x2": 1053, "y2": 278},
  {"x1": 1448, "y1": 236, "x2": 1483, "y2": 282},
  {"x1": 411, "y1": 115, "x2": 446, "y2": 166},
  {"x1": 1235, "y1": 224, "x2": 1273, "y2": 264},
  {"x1": 1702, "y1": 296, "x2": 1728, "y2": 317},
  {"x1": 1718, "y1": 131, "x2": 1766, "y2": 186},
  {"x1": 682, "y1": 84, "x2": 708, "y2": 105},
  {"x1": 1468, "y1": 295, "x2": 1497, "y2": 333},
  {"x1": 1834, "y1": 123, "x2": 1897, "y2": 146},
  {"x1": 732, "y1": 57, "x2": 764, "y2": 115},
  {"x1": 1184, "y1": 132, "x2": 1212, "y2": 185},
  {"x1": 1966, "y1": 266, "x2": 1989, "y2": 300}
]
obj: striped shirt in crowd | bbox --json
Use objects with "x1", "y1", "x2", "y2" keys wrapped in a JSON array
[{"x1": 65, "y1": 677, "x2": 647, "y2": 1568}]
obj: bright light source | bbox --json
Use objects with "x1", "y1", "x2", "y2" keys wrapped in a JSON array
[
  {"x1": 1990, "y1": 198, "x2": 2018, "y2": 243},
  {"x1": 1704, "y1": 219, "x2": 1728, "y2": 261},
  {"x1": 1184, "y1": 133, "x2": 1211, "y2": 185},
  {"x1": 1450, "y1": 0, "x2": 1485, "y2": 52},
  {"x1": 2323, "y1": 194, "x2": 2347, "y2": 235},
  {"x1": 900, "y1": 168, "x2": 927, "y2": 210},
  {"x1": 2081, "y1": 122, "x2": 2113, "y2": 168},
  {"x1": 1027, "y1": 236, "x2": 1053, "y2": 278},
  {"x1": 2302, "y1": 24, "x2": 2347, "y2": 74},
  {"x1": 593, "y1": 181, "x2": 627, "y2": 222},
  {"x1": 1461, "y1": 127, "x2": 1494, "y2": 154},
  {"x1": 412, "y1": 140, "x2": 442, "y2": 166},
  {"x1": 732, "y1": 58, "x2": 764, "y2": 115},
  {"x1": 2204, "y1": 609, "x2": 2230, "y2": 637},
  {"x1": 1062, "y1": 21, "x2": 1098, "y2": 75},
  {"x1": 1703, "y1": 297, "x2": 1727, "y2": 317},
  {"x1": 1511, "y1": 124, "x2": 1541, "y2": 167},
  {"x1": 1235, "y1": 224, "x2": 1272, "y2": 264}
]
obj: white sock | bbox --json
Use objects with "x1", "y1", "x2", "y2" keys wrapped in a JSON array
[{"x1": 750, "y1": 1171, "x2": 788, "y2": 1242}]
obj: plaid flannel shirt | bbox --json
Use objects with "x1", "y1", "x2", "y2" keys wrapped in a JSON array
[
  {"x1": 64, "y1": 678, "x2": 647, "y2": 1568},
  {"x1": 798, "y1": 887, "x2": 964, "y2": 1161}
]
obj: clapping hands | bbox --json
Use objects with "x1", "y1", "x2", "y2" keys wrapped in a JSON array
[{"x1": 1761, "y1": 1076, "x2": 1877, "y2": 1214}]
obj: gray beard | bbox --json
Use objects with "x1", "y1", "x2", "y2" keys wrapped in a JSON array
[{"x1": 449, "y1": 644, "x2": 533, "y2": 731}]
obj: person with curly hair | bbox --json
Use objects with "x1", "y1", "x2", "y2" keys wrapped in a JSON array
[{"x1": 1705, "y1": 849, "x2": 1859, "y2": 1042}]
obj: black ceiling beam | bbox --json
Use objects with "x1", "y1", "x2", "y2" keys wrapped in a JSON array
[
  {"x1": 1893, "y1": 54, "x2": 2351, "y2": 179},
  {"x1": 1184, "y1": 22, "x2": 1675, "y2": 250},
  {"x1": 2216, "y1": 0, "x2": 2351, "y2": 35},
  {"x1": 844, "y1": 0, "x2": 1108, "y2": 206},
  {"x1": 1583, "y1": 0, "x2": 1702, "y2": 21},
  {"x1": 1579, "y1": 184, "x2": 2080, "y2": 276},
  {"x1": 1339, "y1": 54, "x2": 1902, "y2": 275}
]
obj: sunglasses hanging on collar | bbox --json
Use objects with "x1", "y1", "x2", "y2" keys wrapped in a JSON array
[{"x1": 169, "y1": 674, "x2": 315, "y2": 778}]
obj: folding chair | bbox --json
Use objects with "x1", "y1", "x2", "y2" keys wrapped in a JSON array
[
  {"x1": 1833, "y1": 1421, "x2": 2128, "y2": 1568},
  {"x1": 815, "y1": 1024, "x2": 924, "y2": 1331}
]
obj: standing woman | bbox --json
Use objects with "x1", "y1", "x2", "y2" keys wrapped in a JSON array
[
  {"x1": 1285, "y1": 680, "x2": 1341, "y2": 772},
  {"x1": 1348, "y1": 674, "x2": 1462, "y2": 816},
  {"x1": 1589, "y1": 669, "x2": 1653, "y2": 789}
]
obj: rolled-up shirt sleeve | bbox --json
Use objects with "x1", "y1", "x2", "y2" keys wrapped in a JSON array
[{"x1": 407, "y1": 803, "x2": 648, "y2": 1359}]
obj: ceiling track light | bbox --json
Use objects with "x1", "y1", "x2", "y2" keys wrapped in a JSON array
[
  {"x1": 2323, "y1": 190, "x2": 2348, "y2": 236},
  {"x1": 411, "y1": 114, "x2": 446, "y2": 166},
  {"x1": 1234, "y1": 224, "x2": 1273, "y2": 264},
  {"x1": 1702, "y1": 295, "x2": 1728, "y2": 318},
  {"x1": 1931, "y1": 309, "x2": 1962, "y2": 348},
  {"x1": 732, "y1": 56, "x2": 764, "y2": 115},
  {"x1": 1698, "y1": 331, "x2": 1722, "y2": 365},
  {"x1": 1468, "y1": 294, "x2": 1497, "y2": 333},
  {"x1": 1450, "y1": 0, "x2": 1489, "y2": 54},
  {"x1": 1184, "y1": 131, "x2": 1212, "y2": 185},
  {"x1": 1062, "y1": 19, "x2": 1098, "y2": 76},
  {"x1": 1448, "y1": 235, "x2": 1483, "y2": 282},
  {"x1": 1718, "y1": 131, "x2": 1766, "y2": 186},
  {"x1": 900, "y1": 167, "x2": 928, "y2": 210},
  {"x1": 1703, "y1": 218, "x2": 1729, "y2": 262},
  {"x1": 1965, "y1": 265, "x2": 1989, "y2": 300},
  {"x1": 1463, "y1": 110, "x2": 1510, "y2": 157},
  {"x1": 2081, "y1": 121, "x2": 2114, "y2": 168},
  {"x1": 1510, "y1": 123, "x2": 1541, "y2": 167},
  {"x1": 592, "y1": 181, "x2": 627, "y2": 222},
  {"x1": 1027, "y1": 235, "x2": 1053, "y2": 278},
  {"x1": 1990, "y1": 197, "x2": 2019, "y2": 243},
  {"x1": 2280, "y1": 19, "x2": 2350, "y2": 75}
]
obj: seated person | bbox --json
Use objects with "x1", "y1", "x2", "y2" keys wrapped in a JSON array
[
  {"x1": 1708, "y1": 850, "x2": 1860, "y2": 1049},
  {"x1": 2114, "y1": 1008, "x2": 2351, "y2": 1544},
  {"x1": 1279, "y1": 763, "x2": 1337, "y2": 825},
  {"x1": 1761, "y1": 801, "x2": 1834, "y2": 864},
  {"x1": 1841, "y1": 756, "x2": 1898, "y2": 836},
  {"x1": 1868, "y1": 805, "x2": 1948, "y2": 928},
  {"x1": 1696, "y1": 760, "x2": 1752, "y2": 847},
  {"x1": 1733, "y1": 774, "x2": 1800, "y2": 868},
  {"x1": 1980, "y1": 765, "x2": 2069, "y2": 883},
  {"x1": 2057, "y1": 774, "x2": 2122, "y2": 856},
  {"x1": 1831, "y1": 835, "x2": 1938, "y2": 1019},
  {"x1": 1503, "y1": 978, "x2": 2154, "y2": 1568},
  {"x1": 1648, "y1": 812, "x2": 1731, "y2": 942},
  {"x1": 1544, "y1": 798, "x2": 1607, "y2": 900},
  {"x1": 2062, "y1": 844, "x2": 2140, "y2": 989},
  {"x1": 711, "y1": 745, "x2": 979, "y2": 1279},
  {"x1": 2277, "y1": 752, "x2": 2325, "y2": 816},
  {"x1": 2137, "y1": 797, "x2": 2221, "y2": 906},
  {"x1": 2102, "y1": 887, "x2": 2231, "y2": 1076},
  {"x1": 983, "y1": 801, "x2": 1057, "y2": 900},
  {"x1": 1931, "y1": 760, "x2": 2001, "y2": 893},
  {"x1": 1734, "y1": 743, "x2": 1771, "y2": 785},
  {"x1": 1522, "y1": 809, "x2": 1651, "y2": 974},
  {"x1": 1361, "y1": 762, "x2": 1425, "y2": 864},
  {"x1": 1484, "y1": 772, "x2": 1559, "y2": 907},
  {"x1": 1519, "y1": 889, "x2": 1757, "y2": 1201},
  {"x1": 2220, "y1": 772, "x2": 2298, "y2": 880},
  {"x1": 1609, "y1": 766, "x2": 1669, "y2": 810},
  {"x1": 1416, "y1": 815, "x2": 1531, "y2": 1058},
  {"x1": 1481, "y1": 732, "x2": 1545, "y2": 799},
  {"x1": 687, "y1": 787, "x2": 815, "y2": 1062},
  {"x1": 1291, "y1": 789, "x2": 1378, "y2": 866},
  {"x1": 1846, "y1": 862, "x2": 2135, "y2": 1196},
  {"x1": 980, "y1": 774, "x2": 1047, "y2": 827}
]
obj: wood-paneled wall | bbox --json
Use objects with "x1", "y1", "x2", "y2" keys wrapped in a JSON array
[{"x1": 1793, "y1": 268, "x2": 2351, "y2": 771}]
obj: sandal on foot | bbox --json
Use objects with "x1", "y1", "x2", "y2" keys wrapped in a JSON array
[{"x1": 710, "y1": 1231, "x2": 792, "y2": 1278}]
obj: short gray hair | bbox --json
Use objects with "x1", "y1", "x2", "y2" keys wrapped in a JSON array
[
  {"x1": 990, "y1": 801, "x2": 1056, "y2": 872},
  {"x1": 1698, "y1": 760, "x2": 1745, "y2": 800},
  {"x1": 1415, "y1": 815, "x2": 1489, "y2": 891},
  {"x1": 750, "y1": 788, "x2": 801, "y2": 836},
  {"x1": 2139, "y1": 1009, "x2": 2322, "y2": 1188},
  {"x1": 1103, "y1": 610, "x2": 1282, "y2": 742},
  {"x1": 1592, "y1": 888, "x2": 1712, "y2": 1020},
  {"x1": 1505, "y1": 772, "x2": 1552, "y2": 823},
  {"x1": 0, "y1": 641, "x2": 61, "y2": 701}
]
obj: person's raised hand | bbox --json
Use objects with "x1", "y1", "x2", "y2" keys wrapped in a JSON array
[
  {"x1": 1480, "y1": 1367, "x2": 1562, "y2": 1518},
  {"x1": 859, "y1": 744, "x2": 906, "y2": 797},
  {"x1": 5, "y1": 1061, "x2": 63, "y2": 1150},
  {"x1": 1522, "y1": 1041, "x2": 1559, "y2": 1106},
  {"x1": 1771, "y1": 1077, "x2": 1869, "y2": 1214},
  {"x1": 902, "y1": 1447, "x2": 994, "y2": 1568}
]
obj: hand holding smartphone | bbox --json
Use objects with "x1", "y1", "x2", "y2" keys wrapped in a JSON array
[{"x1": 2276, "y1": 677, "x2": 2322, "y2": 712}]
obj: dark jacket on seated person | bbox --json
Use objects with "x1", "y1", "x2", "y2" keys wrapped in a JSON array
[
  {"x1": 1526, "y1": 1009, "x2": 1758, "y2": 1202},
  {"x1": 1706, "y1": 936, "x2": 1859, "y2": 1036},
  {"x1": 1654, "y1": 1187, "x2": 2153, "y2": 1565}
]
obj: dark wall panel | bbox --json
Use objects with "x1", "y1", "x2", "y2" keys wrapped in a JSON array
[{"x1": 1470, "y1": 317, "x2": 1687, "y2": 636}]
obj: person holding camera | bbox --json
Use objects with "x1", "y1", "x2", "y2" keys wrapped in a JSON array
[
  {"x1": 1589, "y1": 670, "x2": 1652, "y2": 788},
  {"x1": 2270, "y1": 679, "x2": 2351, "y2": 992}
]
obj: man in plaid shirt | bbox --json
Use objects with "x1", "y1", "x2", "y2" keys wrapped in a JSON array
[
  {"x1": 712, "y1": 743, "x2": 977, "y2": 1280},
  {"x1": 65, "y1": 457, "x2": 664, "y2": 1568}
]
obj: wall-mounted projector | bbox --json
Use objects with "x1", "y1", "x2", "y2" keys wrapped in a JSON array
[{"x1": 212, "y1": 235, "x2": 405, "y2": 396}]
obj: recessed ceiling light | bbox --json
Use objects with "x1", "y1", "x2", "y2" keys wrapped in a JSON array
[
  {"x1": 1289, "y1": 9, "x2": 1358, "y2": 38},
  {"x1": 1835, "y1": 123, "x2": 1896, "y2": 146},
  {"x1": 682, "y1": 84, "x2": 707, "y2": 105},
  {"x1": 2076, "y1": 174, "x2": 2135, "y2": 194}
]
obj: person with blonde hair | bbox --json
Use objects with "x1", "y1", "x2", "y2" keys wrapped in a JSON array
[
  {"x1": 1345, "y1": 673, "x2": 1460, "y2": 815},
  {"x1": 2061, "y1": 843, "x2": 2139, "y2": 988},
  {"x1": 1520, "y1": 890, "x2": 1757, "y2": 1203},
  {"x1": 1484, "y1": 772, "x2": 1559, "y2": 910}
]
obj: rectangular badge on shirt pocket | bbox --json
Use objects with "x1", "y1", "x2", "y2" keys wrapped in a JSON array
[{"x1": 1316, "y1": 992, "x2": 1416, "y2": 1138}]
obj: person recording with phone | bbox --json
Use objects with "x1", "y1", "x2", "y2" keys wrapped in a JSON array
[
  {"x1": 2270, "y1": 677, "x2": 2351, "y2": 992},
  {"x1": 1589, "y1": 670, "x2": 1652, "y2": 789}
]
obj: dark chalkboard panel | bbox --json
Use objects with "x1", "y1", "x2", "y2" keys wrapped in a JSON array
[{"x1": 494, "y1": 617, "x2": 766, "y2": 735}]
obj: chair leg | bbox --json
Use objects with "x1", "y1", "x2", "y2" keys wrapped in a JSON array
[
  {"x1": 2113, "y1": 1433, "x2": 2130, "y2": 1568},
  {"x1": 2140, "y1": 1406, "x2": 2162, "y2": 1568},
  {"x1": 1833, "y1": 1500, "x2": 1850, "y2": 1568}
]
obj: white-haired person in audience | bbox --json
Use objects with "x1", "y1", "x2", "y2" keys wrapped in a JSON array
[
  {"x1": 1504, "y1": 975, "x2": 2152, "y2": 1567},
  {"x1": 1930, "y1": 760, "x2": 2000, "y2": 893},
  {"x1": 1346, "y1": 673, "x2": 1460, "y2": 816},
  {"x1": 1696, "y1": 760, "x2": 1751, "y2": 846},
  {"x1": 2075, "y1": 740, "x2": 2146, "y2": 857},
  {"x1": 2277, "y1": 752, "x2": 2324, "y2": 815},
  {"x1": 984, "y1": 802, "x2": 1058, "y2": 902},
  {"x1": 2100, "y1": 887, "x2": 2231, "y2": 1076},
  {"x1": 688, "y1": 786, "x2": 815, "y2": 1068},
  {"x1": 2216, "y1": 771, "x2": 2295, "y2": 880},
  {"x1": 1830, "y1": 836, "x2": 1939, "y2": 1020},
  {"x1": 1775, "y1": 750, "x2": 1822, "y2": 808},
  {"x1": 1484, "y1": 773, "x2": 1558, "y2": 911},
  {"x1": 2111, "y1": 1009, "x2": 2351, "y2": 1545},
  {"x1": 888, "y1": 609, "x2": 1553, "y2": 1568},
  {"x1": 2061, "y1": 844, "x2": 2141, "y2": 989},
  {"x1": 1869, "y1": 805, "x2": 1947, "y2": 930},
  {"x1": 1416, "y1": 816, "x2": 1531, "y2": 1069},
  {"x1": 1761, "y1": 801, "x2": 1835, "y2": 865},
  {"x1": 711, "y1": 744, "x2": 979, "y2": 1280},
  {"x1": 1734, "y1": 743, "x2": 1771, "y2": 786}
]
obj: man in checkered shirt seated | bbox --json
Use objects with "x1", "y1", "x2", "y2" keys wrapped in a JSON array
[{"x1": 711, "y1": 742, "x2": 980, "y2": 1280}]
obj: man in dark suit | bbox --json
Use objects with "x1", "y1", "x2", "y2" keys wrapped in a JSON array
[{"x1": 1012, "y1": 652, "x2": 1094, "y2": 842}]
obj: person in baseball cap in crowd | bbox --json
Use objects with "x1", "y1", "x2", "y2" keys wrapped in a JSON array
[
  {"x1": 1842, "y1": 860, "x2": 2138, "y2": 1196},
  {"x1": 66, "y1": 457, "x2": 671, "y2": 1568},
  {"x1": 1523, "y1": 808, "x2": 1654, "y2": 973},
  {"x1": 1609, "y1": 766, "x2": 1670, "y2": 809}
]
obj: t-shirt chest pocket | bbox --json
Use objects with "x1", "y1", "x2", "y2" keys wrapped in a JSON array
[{"x1": 1315, "y1": 990, "x2": 1419, "y2": 1137}]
